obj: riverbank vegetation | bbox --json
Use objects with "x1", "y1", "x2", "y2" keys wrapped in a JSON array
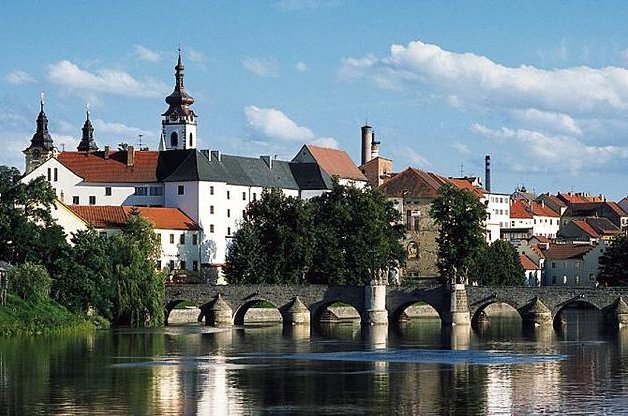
[
  {"x1": 225, "y1": 183, "x2": 406, "y2": 285},
  {"x1": 0, "y1": 165, "x2": 164, "y2": 331}
]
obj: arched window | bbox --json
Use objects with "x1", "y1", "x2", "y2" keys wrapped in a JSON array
[
  {"x1": 189, "y1": 133, "x2": 193, "y2": 147},
  {"x1": 170, "y1": 132, "x2": 178, "y2": 147}
]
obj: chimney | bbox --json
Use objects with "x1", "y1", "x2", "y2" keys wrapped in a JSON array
[
  {"x1": 361, "y1": 124, "x2": 373, "y2": 165},
  {"x1": 127, "y1": 145, "x2": 135, "y2": 167},
  {"x1": 210, "y1": 150, "x2": 221, "y2": 162},
  {"x1": 260, "y1": 155, "x2": 273, "y2": 169},
  {"x1": 104, "y1": 145, "x2": 110, "y2": 160},
  {"x1": 370, "y1": 131, "x2": 380, "y2": 160},
  {"x1": 484, "y1": 155, "x2": 491, "y2": 193}
]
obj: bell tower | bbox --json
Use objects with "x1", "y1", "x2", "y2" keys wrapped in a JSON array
[
  {"x1": 161, "y1": 50, "x2": 197, "y2": 150},
  {"x1": 23, "y1": 94, "x2": 57, "y2": 174}
]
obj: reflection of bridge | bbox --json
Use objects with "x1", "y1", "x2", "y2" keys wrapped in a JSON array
[{"x1": 165, "y1": 284, "x2": 628, "y2": 328}]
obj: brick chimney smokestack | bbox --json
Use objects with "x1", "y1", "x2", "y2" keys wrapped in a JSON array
[
  {"x1": 485, "y1": 155, "x2": 491, "y2": 192},
  {"x1": 104, "y1": 145, "x2": 110, "y2": 160},
  {"x1": 127, "y1": 145, "x2": 135, "y2": 167},
  {"x1": 361, "y1": 124, "x2": 373, "y2": 166}
]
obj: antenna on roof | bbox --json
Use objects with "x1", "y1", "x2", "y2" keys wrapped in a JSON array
[{"x1": 460, "y1": 163, "x2": 464, "y2": 177}]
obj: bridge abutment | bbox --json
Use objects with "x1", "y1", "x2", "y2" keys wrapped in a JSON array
[
  {"x1": 283, "y1": 296, "x2": 311, "y2": 325},
  {"x1": 364, "y1": 284, "x2": 388, "y2": 325},
  {"x1": 520, "y1": 297, "x2": 553, "y2": 327},
  {"x1": 443, "y1": 284, "x2": 471, "y2": 326},
  {"x1": 205, "y1": 294, "x2": 233, "y2": 327}
]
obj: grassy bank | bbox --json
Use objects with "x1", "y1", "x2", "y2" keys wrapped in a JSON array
[{"x1": 0, "y1": 294, "x2": 104, "y2": 336}]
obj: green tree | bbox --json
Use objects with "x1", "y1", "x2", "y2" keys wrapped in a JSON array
[
  {"x1": 470, "y1": 240, "x2": 525, "y2": 286},
  {"x1": 110, "y1": 211, "x2": 165, "y2": 326},
  {"x1": 52, "y1": 229, "x2": 115, "y2": 319},
  {"x1": 431, "y1": 183, "x2": 487, "y2": 285},
  {"x1": 310, "y1": 183, "x2": 405, "y2": 285},
  {"x1": 598, "y1": 235, "x2": 628, "y2": 286},
  {"x1": 8, "y1": 262, "x2": 52, "y2": 302},
  {"x1": 225, "y1": 188, "x2": 315, "y2": 284}
]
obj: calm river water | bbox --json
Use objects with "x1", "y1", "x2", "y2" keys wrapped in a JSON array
[{"x1": 2, "y1": 308, "x2": 628, "y2": 415}]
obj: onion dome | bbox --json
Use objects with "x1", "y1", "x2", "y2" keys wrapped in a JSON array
[
  {"x1": 163, "y1": 50, "x2": 196, "y2": 117},
  {"x1": 77, "y1": 105, "x2": 98, "y2": 152},
  {"x1": 26, "y1": 94, "x2": 54, "y2": 151}
]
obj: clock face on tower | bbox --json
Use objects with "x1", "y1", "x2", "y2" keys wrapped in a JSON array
[{"x1": 32, "y1": 149, "x2": 41, "y2": 158}]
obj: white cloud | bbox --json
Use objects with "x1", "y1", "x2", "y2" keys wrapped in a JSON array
[
  {"x1": 242, "y1": 57, "x2": 279, "y2": 77},
  {"x1": 471, "y1": 123, "x2": 628, "y2": 174},
  {"x1": 296, "y1": 62, "x2": 308, "y2": 72},
  {"x1": 341, "y1": 40, "x2": 628, "y2": 115},
  {"x1": 452, "y1": 142, "x2": 471, "y2": 154},
  {"x1": 133, "y1": 45, "x2": 161, "y2": 62},
  {"x1": 4, "y1": 70, "x2": 36, "y2": 85},
  {"x1": 93, "y1": 119, "x2": 155, "y2": 141},
  {"x1": 510, "y1": 108, "x2": 582, "y2": 136},
  {"x1": 186, "y1": 48, "x2": 207, "y2": 63},
  {"x1": 244, "y1": 105, "x2": 337, "y2": 147},
  {"x1": 47, "y1": 60, "x2": 168, "y2": 98}
]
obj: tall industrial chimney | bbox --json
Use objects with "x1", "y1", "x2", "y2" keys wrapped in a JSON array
[
  {"x1": 485, "y1": 155, "x2": 491, "y2": 192},
  {"x1": 361, "y1": 124, "x2": 373, "y2": 165}
]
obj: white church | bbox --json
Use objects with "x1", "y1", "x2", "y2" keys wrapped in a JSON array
[{"x1": 21, "y1": 53, "x2": 368, "y2": 283}]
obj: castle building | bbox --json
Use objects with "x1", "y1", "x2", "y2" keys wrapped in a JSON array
[{"x1": 21, "y1": 53, "x2": 365, "y2": 283}]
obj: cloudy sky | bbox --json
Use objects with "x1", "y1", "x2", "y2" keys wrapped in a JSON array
[{"x1": 3, "y1": 1, "x2": 628, "y2": 199}]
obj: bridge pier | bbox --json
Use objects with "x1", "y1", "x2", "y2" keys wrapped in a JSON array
[
  {"x1": 520, "y1": 297, "x2": 552, "y2": 327},
  {"x1": 205, "y1": 294, "x2": 233, "y2": 327},
  {"x1": 443, "y1": 284, "x2": 471, "y2": 326},
  {"x1": 283, "y1": 296, "x2": 310, "y2": 325},
  {"x1": 364, "y1": 284, "x2": 388, "y2": 325}
]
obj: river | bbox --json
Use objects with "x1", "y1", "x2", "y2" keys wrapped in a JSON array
[{"x1": 2, "y1": 307, "x2": 628, "y2": 415}]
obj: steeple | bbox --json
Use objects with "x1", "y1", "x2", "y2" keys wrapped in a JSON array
[
  {"x1": 77, "y1": 104, "x2": 98, "y2": 152},
  {"x1": 163, "y1": 49, "x2": 195, "y2": 117},
  {"x1": 27, "y1": 93, "x2": 54, "y2": 151},
  {"x1": 161, "y1": 50, "x2": 198, "y2": 150}
]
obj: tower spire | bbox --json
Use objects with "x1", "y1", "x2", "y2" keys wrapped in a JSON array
[
  {"x1": 77, "y1": 103, "x2": 98, "y2": 152},
  {"x1": 27, "y1": 92, "x2": 54, "y2": 151}
]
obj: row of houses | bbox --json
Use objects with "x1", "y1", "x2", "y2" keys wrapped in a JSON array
[{"x1": 18, "y1": 54, "x2": 625, "y2": 287}]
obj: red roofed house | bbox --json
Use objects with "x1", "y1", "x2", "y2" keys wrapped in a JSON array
[
  {"x1": 292, "y1": 144, "x2": 368, "y2": 187},
  {"x1": 541, "y1": 242, "x2": 606, "y2": 287},
  {"x1": 53, "y1": 203, "x2": 201, "y2": 278},
  {"x1": 519, "y1": 254, "x2": 541, "y2": 287}
]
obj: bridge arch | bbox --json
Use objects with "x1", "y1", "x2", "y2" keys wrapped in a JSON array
[
  {"x1": 310, "y1": 299, "x2": 363, "y2": 327},
  {"x1": 390, "y1": 301, "x2": 443, "y2": 326},
  {"x1": 470, "y1": 300, "x2": 522, "y2": 328},
  {"x1": 232, "y1": 298, "x2": 282, "y2": 325},
  {"x1": 164, "y1": 299, "x2": 198, "y2": 325},
  {"x1": 553, "y1": 299, "x2": 602, "y2": 329}
]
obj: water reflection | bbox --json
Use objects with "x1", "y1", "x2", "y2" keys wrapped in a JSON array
[{"x1": 2, "y1": 308, "x2": 628, "y2": 415}]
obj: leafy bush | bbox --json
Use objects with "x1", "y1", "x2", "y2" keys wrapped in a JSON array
[{"x1": 8, "y1": 262, "x2": 52, "y2": 302}]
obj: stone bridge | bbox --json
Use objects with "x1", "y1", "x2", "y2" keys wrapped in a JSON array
[{"x1": 165, "y1": 284, "x2": 628, "y2": 328}]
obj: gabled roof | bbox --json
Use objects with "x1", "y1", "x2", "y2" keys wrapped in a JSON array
[
  {"x1": 67, "y1": 205, "x2": 199, "y2": 230},
  {"x1": 529, "y1": 201, "x2": 560, "y2": 217},
  {"x1": 519, "y1": 254, "x2": 540, "y2": 270},
  {"x1": 510, "y1": 200, "x2": 533, "y2": 219},
  {"x1": 607, "y1": 201, "x2": 628, "y2": 217},
  {"x1": 564, "y1": 202, "x2": 628, "y2": 218},
  {"x1": 543, "y1": 243, "x2": 595, "y2": 260},
  {"x1": 296, "y1": 145, "x2": 367, "y2": 182},
  {"x1": 571, "y1": 220, "x2": 600, "y2": 238},
  {"x1": 378, "y1": 167, "x2": 449, "y2": 198},
  {"x1": 557, "y1": 192, "x2": 604, "y2": 204},
  {"x1": 448, "y1": 178, "x2": 485, "y2": 198}
]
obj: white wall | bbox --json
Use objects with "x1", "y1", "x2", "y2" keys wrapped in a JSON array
[
  {"x1": 532, "y1": 215, "x2": 559, "y2": 238},
  {"x1": 544, "y1": 244, "x2": 604, "y2": 287}
]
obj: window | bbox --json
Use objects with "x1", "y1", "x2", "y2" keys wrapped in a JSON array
[
  {"x1": 227, "y1": 190, "x2": 230, "y2": 200},
  {"x1": 47, "y1": 168, "x2": 51, "y2": 181},
  {"x1": 511, "y1": 221, "x2": 515, "y2": 227},
  {"x1": 169, "y1": 234, "x2": 175, "y2": 244},
  {"x1": 192, "y1": 234, "x2": 198, "y2": 245},
  {"x1": 156, "y1": 261, "x2": 161, "y2": 270},
  {"x1": 53, "y1": 168, "x2": 58, "y2": 182},
  {"x1": 189, "y1": 133, "x2": 193, "y2": 147},
  {"x1": 242, "y1": 210, "x2": 246, "y2": 217},
  {"x1": 551, "y1": 262, "x2": 556, "y2": 268},
  {"x1": 242, "y1": 192, "x2": 246, "y2": 201},
  {"x1": 210, "y1": 205, "x2": 214, "y2": 214},
  {"x1": 134, "y1": 187, "x2": 147, "y2": 196},
  {"x1": 552, "y1": 276, "x2": 556, "y2": 284},
  {"x1": 210, "y1": 186, "x2": 214, "y2": 195},
  {"x1": 150, "y1": 186, "x2": 163, "y2": 196},
  {"x1": 180, "y1": 261, "x2": 187, "y2": 271},
  {"x1": 210, "y1": 224, "x2": 215, "y2": 233},
  {"x1": 89, "y1": 196, "x2": 96, "y2": 205},
  {"x1": 180, "y1": 234, "x2": 185, "y2": 244},
  {"x1": 193, "y1": 260, "x2": 198, "y2": 271},
  {"x1": 73, "y1": 196, "x2": 79, "y2": 205},
  {"x1": 170, "y1": 132, "x2": 178, "y2": 147},
  {"x1": 227, "y1": 209, "x2": 231, "y2": 218},
  {"x1": 575, "y1": 274, "x2": 580, "y2": 285},
  {"x1": 169, "y1": 260, "x2": 175, "y2": 270},
  {"x1": 575, "y1": 261, "x2": 580, "y2": 269},
  {"x1": 105, "y1": 187, "x2": 112, "y2": 196},
  {"x1": 99, "y1": 231, "x2": 107, "y2": 238},
  {"x1": 227, "y1": 227, "x2": 231, "y2": 236},
  {"x1": 253, "y1": 193, "x2": 257, "y2": 201},
  {"x1": 178, "y1": 185, "x2": 184, "y2": 195}
]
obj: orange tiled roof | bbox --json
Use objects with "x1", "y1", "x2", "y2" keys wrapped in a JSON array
[
  {"x1": 529, "y1": 201, "x2": 560, "y2": 217},
  {"x1": 378, "y1": 167, "x2": 449, "y2": 198},
  {"x1": 572, "y1": 220, "x2": 600, "y2": 238},
  {"x1": 67, "y1": 205, "x2": 199, "y2": 230},
  {"x1": 519, "y1": 254, "x2": 539, "y2": 270},
  {"x1": 607, "y1": 201, "x2": 628, "y2": 217},
  {"x1": 57, "y1": 150, "x2": 160, "y2": 183},
  {"x1": 544, "y1": 243, "x2": 595, "y2": 260},
  {"x1": 304, "y1": 145, "x2": 367, "y2": 182},
  {"x1": 447, "y1": 178, "x2": 484, "y2": 198},
  {"x1": 510, "y1": 200, "x2": 533, "y2": 219}
]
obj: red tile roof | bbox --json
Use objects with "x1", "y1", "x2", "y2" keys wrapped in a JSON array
[
  {"x1": 571, "y1": 220, "x2": 600, "y2": 238},
  {"x1": 529, "y1": 201, "x2": 559, "y2": 217},
  {"x1": 510, "y1": 200, "x2": 533, "y2": 219},
  {"x1": 57, "y1": 150, "x2": 160, "y2": 183},
  {"x1": 607, "y1": 201, "x2": 628, "y2": 217},
  {"x1": 543, "y1": 243, "x2": 595, "y2": 260},
  {"x1": 303, "y1": 145, "x2": 367, "y2": 182},
  {"x1": 67, "y1": 205, "x2": 199, "y2": 230},
  {"x1": 557, "y1": 192, "x2": 605, "y2": 204},
  {"x1": 447, "y1": 178, "x2": 484, "y2": 198},
  {"x1": 378, "y1": 167, "x2": 449, "y2": 198},
  {"x1": 519, "y1": 254, "x2": 539, "y2": 270}
]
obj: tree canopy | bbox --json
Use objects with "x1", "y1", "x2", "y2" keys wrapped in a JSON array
[
  {"x1": 598, "y1": 235, "x2": 628, "y2": 286},
  {"x1": 225, "y1": 183, "x2": 405, "y2": 285},
  {"x1": 470, "y1": 240, "x2": 525, "y2": 286},
  {"x1": 431, "y1": 183, "x2": 487, "y2": 285}
]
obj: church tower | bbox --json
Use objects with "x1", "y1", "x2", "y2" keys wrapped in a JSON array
[
  {"x1": 23, "y1": 94, "x2": 57, "y2": 174},
  {"x1": 77, "y1": 105, "x2": 98, "y2": 152},
  {"x1": 161, "y1": 50, "x2": 197, "y2": 150}
]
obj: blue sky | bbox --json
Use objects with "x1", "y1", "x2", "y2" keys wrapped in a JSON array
[{"x1": 3, "y1": 1, "x2": 628, "y2": 199}]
